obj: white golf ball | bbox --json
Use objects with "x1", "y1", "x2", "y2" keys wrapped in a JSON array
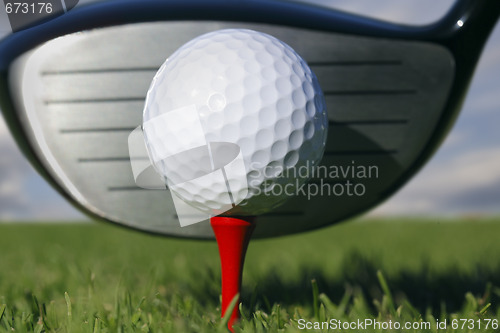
[{"x1": 143, "y1": 29, "x2": 327, "y2": 216}]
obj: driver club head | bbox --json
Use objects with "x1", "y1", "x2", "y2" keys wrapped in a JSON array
[{"x1": 0, "y1": 0, "x2": 499, "y2": 238}]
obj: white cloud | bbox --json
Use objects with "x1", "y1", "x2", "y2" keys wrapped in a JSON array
[
  {"x1": 465, "y1": 89, "x2": 500, "y2": 114},
  {"x1": 439, "y1": 130, "x2": 467, "y2": 151},
  {"x1": 372, "y1": 147, "x2": 500, "y2": 215},
  {"x1": 473, "y1": 22, "x2": 500, "y2": 75},
  {"x1": 0, "y1": 115, "x2": 83, "y2": 220},
  {"x1": 0, "y1": 117, "x2": 32, "y2": 219},
  {"x1": 462, "y1": 26, "x2": 500, "y2": 115}
]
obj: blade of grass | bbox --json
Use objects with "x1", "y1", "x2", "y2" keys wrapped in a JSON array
[
  {"x1": 276, "y1": 304, "x2": 282, "y2": 329},
  {"x1": 377, "y1": 270, "x2": 395, "y2": 315},
  {"x1": 93, "y1": 318, "x2": 100, "y2": 333},
  {"x1": 218, "y1": 293, "x2": 239, "y2": 330},
  {"x1": 334, "y1": 285, "x2": 353, "y2": 318},
  {"x1": 239, "y1": 302, "x2": 248, "y2": 321},
  {"x1": 479, "y1": 303, "x2": 491, "y2": 316},
  {"x1": 319, "y1": 303, "x2": 326, "y2": 323},
  {"x1": 311, "y1": 279, "x2": 319, "y2": 320},
  {"x1": 0, "y1": 304, "x2": 6, "y2": 324},
  {"x1": 65, "y1": 292, "x2": 72, "y2": 331},
  {"x1": 319, "y1": 293, "x2": 336, "y2": 314}
]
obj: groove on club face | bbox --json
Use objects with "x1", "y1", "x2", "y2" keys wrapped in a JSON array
[{"x1": 6, "y1": 22, "x2": 453, "y2": 238}]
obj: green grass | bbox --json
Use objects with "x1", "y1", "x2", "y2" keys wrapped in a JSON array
[{"x1": 1, "y1": 218, "x2": 500, "y2": 332}]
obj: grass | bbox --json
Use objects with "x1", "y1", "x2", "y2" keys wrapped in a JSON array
[{"x1": 0, "y1": 218, "x2": 500, "y2": 332}]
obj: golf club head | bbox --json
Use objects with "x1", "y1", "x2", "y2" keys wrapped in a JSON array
[{"x1": 0, "y1": 0, "x2": 499, "y2": 238}]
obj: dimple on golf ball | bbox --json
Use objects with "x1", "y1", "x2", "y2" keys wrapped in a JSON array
[{"x1": 143, "y1": 29, "x2": 328, "y2": 216}]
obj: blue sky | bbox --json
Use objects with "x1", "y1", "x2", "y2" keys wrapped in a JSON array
[{"x1": 0, "y1": 0, "x2": 498, "y2": 220}]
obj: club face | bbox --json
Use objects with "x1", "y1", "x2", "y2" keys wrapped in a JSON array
[{"x1": 0, "y1": 0, "x2": 499, "y2": 238}]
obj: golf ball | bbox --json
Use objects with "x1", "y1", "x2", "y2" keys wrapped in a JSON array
[{"x1": 143, "y1": 29, "x2": 327, "y2": 215}]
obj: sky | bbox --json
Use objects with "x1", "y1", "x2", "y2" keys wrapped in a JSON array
[{"x1": 0, "y1": 0, "x2": 498, "y2": 220}]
